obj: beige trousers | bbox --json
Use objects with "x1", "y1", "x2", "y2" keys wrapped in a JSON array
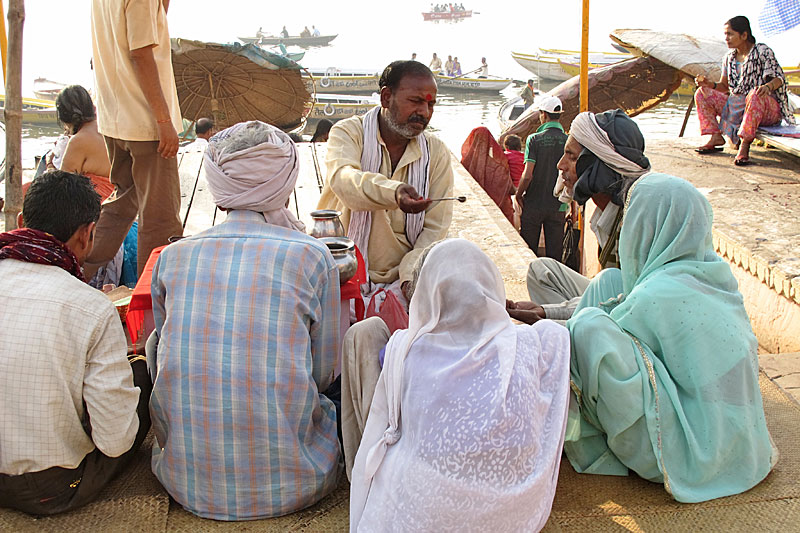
[
  {"x1": 341, "y1": 317, "x2": 390, "y2": 480},
  {"x1": 85, "y1": 137, "x2": 182, "y2": 277}
]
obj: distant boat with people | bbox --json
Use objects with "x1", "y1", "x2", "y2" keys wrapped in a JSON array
[
  {"x1": 422, "y1": 9, "x2": 473, "y2": 22},
  {"x1": 238, "y1": 34, "x2": 337, "y2": 48}
]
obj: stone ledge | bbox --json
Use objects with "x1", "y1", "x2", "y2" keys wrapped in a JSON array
[{"x1": 713, "y1": 229, "x2": 800, "y2": 305}]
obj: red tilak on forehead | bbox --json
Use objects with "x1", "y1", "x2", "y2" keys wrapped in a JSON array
[{"x1": 425, "y1": 93, "x2": 433, "y2": 101}]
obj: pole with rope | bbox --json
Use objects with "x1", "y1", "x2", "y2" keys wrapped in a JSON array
[{"x1": 2, "y1": 0, "x2": 25, "y2": 231}]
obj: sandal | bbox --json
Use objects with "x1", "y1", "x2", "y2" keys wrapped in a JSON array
[
  {"x1": 733, "y1": 156, "x2": 751, "y2": 166},
  {"x1": 695, "y1": 144, "x2": 724, "y2": 154}
]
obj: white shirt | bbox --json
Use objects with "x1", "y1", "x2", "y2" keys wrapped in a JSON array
[
  {"x1": 0, "y1": 260, "x2": 140, "y2": 475},
  {"x1": 91, "y1": 0, "x2": 183, "y2": 141}
]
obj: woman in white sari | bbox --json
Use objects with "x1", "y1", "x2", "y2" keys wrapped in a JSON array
[{"x1": 349, "y1": 238, "x2": 571, "y2": 532}]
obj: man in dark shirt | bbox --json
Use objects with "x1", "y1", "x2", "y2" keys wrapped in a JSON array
[{"x1": 516, "y1": 95, "x2": 568, "y2": 259}]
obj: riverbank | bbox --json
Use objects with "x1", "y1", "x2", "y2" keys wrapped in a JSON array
[{"x1": 3, "y1": 142, "x2": 800, "y2": 531}]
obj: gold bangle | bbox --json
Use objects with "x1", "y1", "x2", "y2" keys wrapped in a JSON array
[{"x1": 156, "y1": 118, "x2": 171, "y2": 124}]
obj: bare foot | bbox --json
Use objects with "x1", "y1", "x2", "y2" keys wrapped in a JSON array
[{"x1": 737, "y1": 140, "x2": 751, "y2": 160}]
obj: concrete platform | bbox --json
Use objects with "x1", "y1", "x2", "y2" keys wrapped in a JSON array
[{"x1": 646, "y1": 137, "x2": 800, "y2": 353}]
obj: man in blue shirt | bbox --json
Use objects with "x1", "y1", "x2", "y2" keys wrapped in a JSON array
[{"x1": 148, "y1": 122, "x2": 341, "y2": 521}]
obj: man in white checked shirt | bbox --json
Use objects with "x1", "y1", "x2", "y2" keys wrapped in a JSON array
[{"x1": 0, "y1": 171, "x2": 150, "y2": 515}]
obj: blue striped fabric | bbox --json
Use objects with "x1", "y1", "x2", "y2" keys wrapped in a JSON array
[
  {"x1": 759, "y1": 0, "x2": 800, "y2": 36},
  {"x1": 149, "y1": 210, "x2": 341, "y2": 521}
]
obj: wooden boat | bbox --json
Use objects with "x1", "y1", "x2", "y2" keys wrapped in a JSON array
[
  {"x1": 512, "y1": 49, "x2": 632, "y2": 82},
  {"x1": 305, "y1": 93, "x2": 379, "y2": 121},
  {"x1": 33, "y1": 77, "x2": 67, "y2": 101},
  {"x1": 303, "y1": 68, "x2": 380, "y2": 94},
  {"x1": 238, "y1": 34, "x2": 337, "y2": 48},
  {"x1": 422, "y1": 10, "x2": 473, "y2": 21},
  {"x1": 512, "y1": 51, "x2": 572, "y2": 81},
  {"x1": 539, "y1": 48, "x2": 631, "y2": 63},
  {"x1": 434, "y1": 73, "x2": 511, "y2": 92},
  {"x1": 498, "y1": 96, "x2": 526, "y2": 131},
  {"x1": 498, "y1": 87, "x2": 543, "y2": 130},
  {"x1": 0, "y1": 95, "x2": 58, "y2": 126}
]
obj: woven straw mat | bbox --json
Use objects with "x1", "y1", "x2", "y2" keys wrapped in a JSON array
[
  {"x1": 1, "y1": 373, "x2": 797, "y2": 532},
  {"x1": 0, "y1": 433, "x2": 169, "y2": 532}
]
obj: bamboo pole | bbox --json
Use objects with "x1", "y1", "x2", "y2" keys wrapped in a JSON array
[
  {"x1": 3, "y1": 0, "x2": 24, "y2": 231},
  {"x1": 578, "y1": 0, "x2": 590, "y2": 274},
  {"x1": 579, "y1": 0, "x2": 590, "y2": 113},
  {"x1": 0, "y1": 1, "x2": 7, "y2": 82}
]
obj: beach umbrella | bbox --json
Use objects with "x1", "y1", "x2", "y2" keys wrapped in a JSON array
[
  {"x1": 500, "y1": 56, "x2": 682, "y2": 143},
  {"x1": 171, "y1": 38, "x2": 311, "y2": 132}
]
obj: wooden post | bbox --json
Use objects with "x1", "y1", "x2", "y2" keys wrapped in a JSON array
[
  {"x1": 579, "y1": 0, "x2": 590, "y2": 112},
  {"x1": 3, "y1": 0, "x2": 24, "y2": 231},
  {"x1": 679, "y1": 96, "x2": 695, "y2": 138},
  {"x1": 578, "y1": 0, "x2": 589, "y2": 274}
]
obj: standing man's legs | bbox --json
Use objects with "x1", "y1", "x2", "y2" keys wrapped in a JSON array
[
  {"x1": 520, "y1": 210, "x2": 545, "y2": 255},
  {"x1": 542, "y1": 209, "x2": 566, "y2": 261},
  {"x1": 127, "y1": 140, "x2": 182, "y2": 274},
  {"x1": 84, "y1": 137, "x2": 139, "y2": 279}
]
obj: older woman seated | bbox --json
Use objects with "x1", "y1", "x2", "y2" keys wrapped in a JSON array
[
  {"x1": 543, "y1": 173, "x2": 775, "y2": 502},
  {"x1": 346, "y1": 238, "x2": 571, "y2": 532},
  {"x1": 694, "y1": 15, "x2": 794, "y2": 165}
]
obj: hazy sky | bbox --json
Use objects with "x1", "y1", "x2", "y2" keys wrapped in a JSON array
[{"x1": 7, "y1": 0, "x2": 799, "y2": 95}]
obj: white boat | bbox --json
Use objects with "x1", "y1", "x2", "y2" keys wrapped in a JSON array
[
  {"x1": 512, "y1": 52, "x2": 572, "y2": 82},
  {"x1": 498, "y1": 96, "x2": 532, "y2": 131},
  {"x1": 32, "y1": 77, "x2": 67, "y2": 101},
  {"x1": 434, "y1": 74, "x2": 512, "y2": 92},
  {"x1": 305, "y1": 93, "x2": 379, "y2": 121},
  {"x1": 511, "y1": 49, "x2": 631, "y2": 82},
  {"x1": 303, "y1": 68, "x2": 380, "y2": 94}
]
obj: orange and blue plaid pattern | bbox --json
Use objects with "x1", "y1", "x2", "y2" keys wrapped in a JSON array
[{"x1": 149, "y1": 210, "x2": 341, "y2": 520}]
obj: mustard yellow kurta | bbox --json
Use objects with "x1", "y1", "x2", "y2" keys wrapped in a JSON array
[{"x1": 318, "y1": 115, "x2": 454, "y2": 285}]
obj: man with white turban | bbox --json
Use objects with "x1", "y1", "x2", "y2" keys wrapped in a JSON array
[
  {"x1": 508, "y1": 109, "x2": 651, "y2": 324},
  {"x1": 147, "y1": 121, "x2": 342, "y2": 521}
]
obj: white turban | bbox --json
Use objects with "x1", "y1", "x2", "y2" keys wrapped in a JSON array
[
  {"x1": 569, "y1": 111, "x2": 650, "y2": 180},
  {"x1": 204, "y1": 121, "x2": 305, "y2": 232}
]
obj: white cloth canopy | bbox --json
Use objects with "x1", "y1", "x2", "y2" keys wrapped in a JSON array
[
  {"x1": 349, "y1": 238, "x2": 572, "y2": 532},
  {"x1": 204, "y1": 121, "x2": 305, "y2": 232}
]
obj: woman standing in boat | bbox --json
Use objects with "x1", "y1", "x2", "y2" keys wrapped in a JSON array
[{"x1": 694, "y1": 16, "x2": 793, "y2": 166}]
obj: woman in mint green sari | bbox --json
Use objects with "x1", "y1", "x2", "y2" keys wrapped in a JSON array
[{"x1": 565, "y1": 172, "x2": 776, "y2": 503}]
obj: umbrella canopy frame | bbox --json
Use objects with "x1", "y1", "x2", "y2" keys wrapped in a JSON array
[
  {"x1": 501, "y1": 55, "x2": 683, "y2": 142},
  {"x1": 171, "y1": 38, "x2": 311, "y2": 131}
]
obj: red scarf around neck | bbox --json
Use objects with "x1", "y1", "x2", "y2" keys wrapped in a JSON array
[{"x1": 0, "y1": 228, "x2": 85, "y2": 281}]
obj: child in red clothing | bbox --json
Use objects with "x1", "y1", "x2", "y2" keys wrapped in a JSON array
[
  {"x1": 504, "y1": 135, "x2": 524, "y2": 229},
  {"x1": 503, "y1": 135, "x2": 524, "y2": 190}
]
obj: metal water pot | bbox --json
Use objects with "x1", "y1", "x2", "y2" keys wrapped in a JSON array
[
  {"x1": 310, "y1": 209, "x2": 345, "y2": 238},
  {"x1": 320, "y1": 237, "x2": 358, "y2": 284}
]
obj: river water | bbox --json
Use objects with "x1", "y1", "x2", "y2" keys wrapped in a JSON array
[{"x1": 17, "y1": 89, "x2": 698, "y2": 171}]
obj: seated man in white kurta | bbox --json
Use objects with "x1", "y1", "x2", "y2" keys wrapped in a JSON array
[{"x1": 317, "y1": 60, "x2": 454, "y2": 307}]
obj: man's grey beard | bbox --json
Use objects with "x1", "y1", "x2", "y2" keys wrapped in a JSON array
[{"x1": 382, "y1": 108, "x2": 426, "y2": 139}]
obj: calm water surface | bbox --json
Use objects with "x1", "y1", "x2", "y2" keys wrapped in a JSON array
[{"x1": 18, "y1": 91, "x2": 699, "y2": 169}]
